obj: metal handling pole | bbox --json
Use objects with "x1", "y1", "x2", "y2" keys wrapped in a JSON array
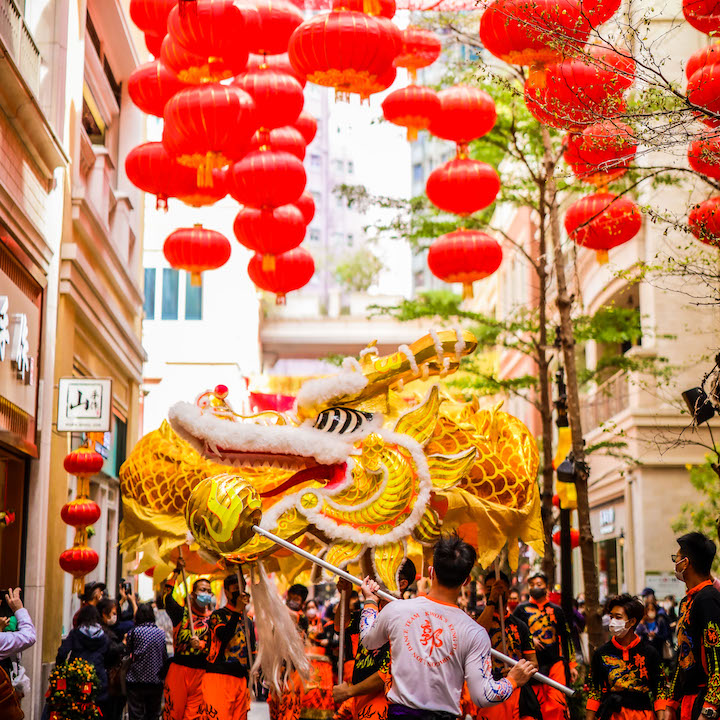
[
  {"x1": 177, "y1": 546, "x2": 196, "y2": 637},
  {"x1": 338, "y1": 589, "x2": 347, "y2": 682},
  {"x1": 236, "y1": 566, "x2": 254, "y2": 670},
  {"x1": 251, "y1": 524, "x2": 574, "y2": 697},
  {"x1": 494, "y1": 557, "x2": 508, "y2": 656}
]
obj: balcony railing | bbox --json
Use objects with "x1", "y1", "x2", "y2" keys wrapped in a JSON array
[
  {"x1": 0, "y1": 0, "x2": 41, "y2": 97},
  {"x1": 580, "y1": 370, "x2": 630, "y2": 431}
]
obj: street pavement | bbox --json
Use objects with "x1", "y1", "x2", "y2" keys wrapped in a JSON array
[{"x1": 249, "y1": 701, "x2": 271, "y2": 720}]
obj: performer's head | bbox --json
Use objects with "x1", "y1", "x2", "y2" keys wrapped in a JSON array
[
  {"x1": 287, "y1": 583, "x2": 308, "y2": 611},
  {"x1": 675, "y1": 531, "x2": 716, "y2": 586},
  {"x1": 398, "y1": 558, "x2": 417, "y2": 595},
  {"x1": 191, "y1": 577, "x2": 214, "y2": 610},
  {"x1": 507, "y1": 586, "x2": 521, "y2": 612},
  {"x1": 483, "y1": 569, "x2": 511, "y2": 602},
  {"x1": 606, "y1": 593, "x2": 643, "y2": 639},
  {"x1": 429, "y1": 533, "x2": 476, "y2": 590},
  {"x1": 223, "y1": 574, "x2": 249, "y2": 610},
  {"x1": 527, "y1": 571, "x2": 548, "y2": 601}
]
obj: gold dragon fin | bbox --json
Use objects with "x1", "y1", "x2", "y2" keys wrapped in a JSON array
[
  {"x1": 413, "y1": 506, "x2": 443, "y2": 545},
  {"x1": 372, "y1": 542, "x2": 407, "y2": 595},
  {"x1": 393, "y1": 386, "x2": 441, "y2": 446},
  {"x1": 426, "y1": 447, "x2": 478, "y2": 490},
  {"x1": 326, "y1": 541, "x2": 365, "y2": 569}
]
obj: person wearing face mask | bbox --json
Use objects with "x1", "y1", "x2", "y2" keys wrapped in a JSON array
[
  {"x1": 97, "y1": 597, "x2": 130, "y2": 720},
  {"x1": 513, "y1": 571, "x2": 578, "y2": 720},
  {"x1": 201, "y1": 574, "x2": 254, "y2": 720},
  {"x1": 162, "y1": 558, "x2": 213, "y2": 720},
  {"x1": 298, "y1": 598, "x2": 335, "y2": 720},
  {"x1": 586, "y1": 594, "x2": 668, "y2": 720},
  {"x1": 637, "y1": 601, "x2": 671, "y2": 659},
  {"x1": 507, "y1": 587, "x2": 521, "y2": 615},
  {"x1": 465, "y1": 570, "x2": 541, "y2": 720},
  {"x1": 667, "y1": 532, "x2": 720, "y2": 720}
]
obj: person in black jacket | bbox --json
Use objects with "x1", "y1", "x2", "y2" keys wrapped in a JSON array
[{"x1": 56, "y1": 605, "x2": 113, "y2": 709}]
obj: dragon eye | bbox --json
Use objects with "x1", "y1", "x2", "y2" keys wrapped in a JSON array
[{"x1": 313, "y1": 407, "x2": 374, "y2": 434}]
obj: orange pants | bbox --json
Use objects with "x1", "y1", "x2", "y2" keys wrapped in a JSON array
[
  {"x1": 163, "y1": 663, "x2": 205, "y2": 720},
  {"x1": 607, "y1": 711, "x2": 655, "y2": 720},
  {"x1": 300, "y1": 655, "x2": 335, "y2": 719},
  {"x1": 680, "y1": 694, "x2": 700, "y2": 720},
  {"x1": 201, "y1": 673, "x2": 250, "y2": 720},
  {"x1": 532, "y1": 662, "x2": 569, "y2": 720},
  {"x1": 269, "y1": 673, "x2": 302, "y2": 720},
  {"x1": 474, "y1": 687, "x2": 522, "y2": 720}
]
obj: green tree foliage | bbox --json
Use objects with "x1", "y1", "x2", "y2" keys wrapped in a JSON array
[{"x1": 333, "y1": 247, "x2": 385, "y2": 293}]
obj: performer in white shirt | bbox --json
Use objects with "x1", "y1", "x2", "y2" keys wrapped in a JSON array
[{"x1": 360, "y1": 534, "x2": 536, "y2": 720}]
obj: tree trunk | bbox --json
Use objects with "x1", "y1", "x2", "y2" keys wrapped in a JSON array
[
  {"x1": 542, "y1": 128, "x2": 603, "y2": 652},
  {"x1": 536, "y1": 192, "x2": 557, "y2": 581}
]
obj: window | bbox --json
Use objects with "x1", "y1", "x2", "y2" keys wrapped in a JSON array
[
  {"x1": 82, "y1": 93, "x2": 105, "y2": 144},
  {"x1": 347, "y1": 161, "x2": 354, "y2": 174},
  {"x1": 347, "y1": 233, "x2": 354, "y2": 246},
  {"x1": 335, "y1": 195, "x2": 344, "y2": 208},
  {"x1": 332, "y1": 232, "x2": 344, "y2": 245},
  {"x1": 311, "y1": 191, "x2": 322, "y2": 204},
  {"x1": 143, "y1": 268, "x2": 156, "y2": 319},
  {"x1": 334, "y1": 160, "x2": 344, "y2": 172},
  {"x1": 413, "y1": 163, "x2": 424, "y2": 183},
  {"x1": 310, "y1": 154, "x2": 321, "y2": 168},
  {"x1": 310, "y1": 230, "x2": 321, "y2": 242},
  {"x1": 185, "y1": 272, "x2": 203, "y2": 320},
  {"x1": 161, "y1": 268, "x2": 179, "y2": 320}
]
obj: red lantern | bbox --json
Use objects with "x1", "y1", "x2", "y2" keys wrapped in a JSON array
[
  {"x1": 288, "y1": 11, "x2": 400, "y2": 100},
  {"x1": 161, "y1": 33, "x2": 246, "y2": 84},
  {"x1": 688, "y1": 63, "x2": 720, "y2": 128},
  {"x1": 564, "y1": 192, "x2": 642, "y2": 262},
  {"x1": 686, "y1": 42, "x2": 720, "y2": 81},
  {"x1": 176, "y1": 168, "x2": 229, "y2": 207},
  {"x1": 382, "y1": 85, "x2": 441, "y2": 141},
  {"x1": 426, "y1": 158, "x2": 501, "y2": 216},
  {"x1": 395, "y1": 27, "x2": 442, "y2": 80},
  {"x1": 61, "y1": 499, "x2": 102, "y2": 528},
  {"x1": 248, "y1": 0, "x2": 304, "y2": 55},
  {"x1": 234, "y1": 68, "x2": 305, "y2": 130},
  {"x1": 230, "y1": 150, "x2": 307, "y2": 208},
  {"x1": 128, "y1": 60, "x2": 190, "y2": 118},
  {"x1": 295, "y1": 191, "x2": 316, "y2": 224},
  {"x1": 125, "y1": 142, "x2": 179, "y2": 210},
  {"x1": 683, "y1": 0, "x2": 720, "y2": 34},
  {"x1": 552, "y1": 494, "x2": 561, "y2": 508},
  {"x1": 130, "y1": 0, "x2": 177, "y2": 36},
  {"x1": 480, "y1": 0, "x2": 592, "y2": 83},
  {"x1": 145, "y1": 33, "x2": 164, "y2": 58},
  {"x1": 689, "y1": 197, "x2": 720, "y2": 246},
  {"x1": 688, "y1": 137, "x2": 720, "y2": 181},
  {"x1": 552, "y1": 529, "x2": 580, "y2": 548},
  {"x1": 163, "y1": 84, "x2": 258, "y2": 186},
  {"x1": 427, "y1": 229, "x2": 503, "y2": 299},
  {"x1": 331, "y1": 0, "x2": 396, "y2": 17},
  {"x1": 144, "y1": 567, "x2": 156, "y2": 578},
  {"x1": 163, "y1": 225, "x2": 232, "y2": 284},
  {"x1": 429, "y1": 86, "x2": 496, "y2": 148},
  {"x1": 64, "y1": 448, "x2": 105, "y2": 477},
  {"x1": 248, "y1": 247, "x2": 315, "y2": 303},
  {"x1": 233, "y1": 205, "x2": 306, "y2": 264},
  {"x1": 249, "y1": 126, "x2": 307, "y2": 160},
  {"x1": 247, "y1": 52, "x2": 307, "y2": 87},
  {"x1": 60, "y1": 546, "x2": 100, "y2": 592},
  {"x1": 564, "y1": 121, "x2": 637, "y2": 188},
  {"x1": 293, "y1": 111, "x2": 318, "y2": 144}
]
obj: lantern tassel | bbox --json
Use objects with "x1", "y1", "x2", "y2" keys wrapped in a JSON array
[
  {"x1": 73, "y1": 527, "x2": 88, "y2": 546},
  {"x1": 407, "y1": 127, "x2": 418, "y2": 142},
  {"x1": 157, "y1": 196, "x2": 168, "y2": 212},
  {"x1": 72, "y1": 577, "x2": 85, "y2": 594},
  {"x1": 528, "y1": 64, "x2": 547, "y2": 89},
  {"x1": 262, "y1": 255, "x2": 276, "y2": 272},
  {"x1": 456, "y1": 143, "x2": 469, "y2": 159},
  {"x1": 363, "y1": 0, "x2": 381, "y2": 13},
  {"x1": 596, "y1": 249, "x2": 609, "y2": 264},
  {"x1": 410, "y1": 69, "x2": 417, "y2": 84},
  {"x1": 462, "y1": 283, "x2": 474, "y2": 300},
  {"x1": 276, "y1": 293, "x2": 287, "y2": 305},
  {"x1": 190, "y1": 272, "x2": 202, "y2": 287}
]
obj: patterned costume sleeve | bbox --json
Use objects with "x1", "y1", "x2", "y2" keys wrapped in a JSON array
[
  {"x1": 701, "y1": 617, "x2": 720, "y2": 707},
  {"x1": 465, "y1": 628, "x2": 516, "y2": 707},
  {"x1": 360, "y1": 601, "x2": 387, "y2": 650},
  {"x1": 585, "y1": 645, "x2": 606, "y2": 712},
  {"x1": 163, "y1": 579, "x2": 184, "y2": 627},
  {"x1": 557, "y1": 607, "x2": 577, "y2": 667},
  {"x1": 647, "y1": 645, "x2": 670, "y2": 711},
  {"x1": 517, "y1": 619, "x2": 534, "y2": 656}
]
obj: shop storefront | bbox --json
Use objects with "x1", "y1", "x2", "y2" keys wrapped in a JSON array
[
  {"x1": 0, "y1": 239, "x2": 43, "y2": 589},
  {"x1": 590, "y1": 502, "x2": 626, "y2": 601}
]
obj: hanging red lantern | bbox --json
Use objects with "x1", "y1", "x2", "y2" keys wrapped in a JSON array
[
  {"x1": 564, "y1": 121, "x2": 637, "y2": 188},
  {"x1": 234, "y1": 67, "x2": 305, "y2": 130},
  {"x1": 163, "y1": 225, "x2": 232, "y2": 284},
  {"x1": 426, "y1": 158, "x2": 501, "y2": 216},
  {"x1": 688, "y1": 137, "x2": 720, "y2": 181},
  {"x1": 687, "y1": 63, "x2": 720, "y2": 128},
  {"x1": 161, "y1": 33, "x2": 246, "y2": 84},
  {"x1": 394, "y1": 27, "x2": 442, "y2": 80},
  {"x1": 552, "y1": 529, "x2": 580, "y2": 548},
  {"x1": 144, "y1": 33, "x2": 164, "y2": 58},
  {"x1": 248, "y1": 0, "x2": 304, "y2": 55},
  {"x1": 128, "y1": 60, "x2": 190, "y2": 118},
  {"x1": 581, "y1": 0, "x2": 622, "y2": 25},
  {"x1": 125, "y1": 142, "x2": 179, "y2": 210},
  {"x1": 293, "y1": 111, "x2": 318, "y2": 144},
  {"x1": 525, "y1": 45, "x2": 634, "y2": 131},
  {"x1": 480, "y1": 0, "x2": 592, "y2": 84},
  {"x1": 60, "y1": 546, "x2": 100, "y2": 593},
  {"x1": 248, "y1": 246, "x2": 315, "y2": 304},
  {"x1": 130, "y1": 0, "x2": 177, "y2": 36},
  {"x1": 176, "y1": 168, "x2": 229, "y2": 207},
  {"x1": 295, "y1": 191, "x2": 316, "y2": 224},
  {"x1": 288, "y1": 10, "x2": 400, "y2": 100},
  {"x1": 247, "y1": 52, "x2": 307, "y2": 87},
  {"x1": 64, "y1": 447, "x2": 105, "y2": 477},
  {"x1": 686, "y1": 42, "x2": 720, "y2": 81},
  {"x1": 683, "y1": 0, "x2": 720, "y2": 34},
  {"x1": 229, "y1": 150, "x2": 307, "y2": 208},
  {"x1": 564, "y1": 192, "x2": 642, "y2": 263},
  {"x1": 427, "y1": 229, "x2": 503, "y2": 299},
  {"x1": 552, "y1": 494, "x2": 561, "y2": 508},
  {"x1": 429, "y1": 86, "x2": 496, "y2": 150},
  {"x1": 688, "y1": 197, "x2": 720, "y2": 246},
  {"x1": 331, "y1": 0, "x2": 396, "y2": 17},
  {"x1": 249, "y1": 126, "x2": 307, "y2": 160},
  {"x1": 61, "y1": 499, "x2": 102, "y2": 528},
  {"x1": 163, "y1": 84, "x2": 258, "y2": 186},
  {"x1": 233, "y1": 205, "x2": 306, "y2": 266},
  {"x1": 382, "y1": 85, "x2": 441, "y2": 141}
]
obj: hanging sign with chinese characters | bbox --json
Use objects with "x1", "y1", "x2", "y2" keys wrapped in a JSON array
[{"x1": 57, "y1": 378, "x2": 113, "y2": 432}]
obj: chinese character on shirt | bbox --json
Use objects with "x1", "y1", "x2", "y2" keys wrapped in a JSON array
[{"x1": 420, "y1": 618, "x2": 444, "y2": 656}]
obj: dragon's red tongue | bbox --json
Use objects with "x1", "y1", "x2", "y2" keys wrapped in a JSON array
[{"x1": 260, "y1": 463, "x2": 347, "y2": 498}]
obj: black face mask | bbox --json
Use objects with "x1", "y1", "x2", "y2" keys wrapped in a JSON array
[
  {"x1": 287, "y1": 600, "x2": 301, "y2": 611},
  {"x1": 230, "y1": 591, "x2": 240, "y2": 605},
  {"x1": 529, "y1": 587, "x2": 546, "y2": 600}
]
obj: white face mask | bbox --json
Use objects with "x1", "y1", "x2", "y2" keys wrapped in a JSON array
[
  {"x1": 608, "y1": 618, "x2": 629, "y2": 637},
  {"x1": 306, "y1": 608, "x2": 317, "y2": 619},
  {"x1": 675, "y1": 558, "x2": 688, "y2": 582}
]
